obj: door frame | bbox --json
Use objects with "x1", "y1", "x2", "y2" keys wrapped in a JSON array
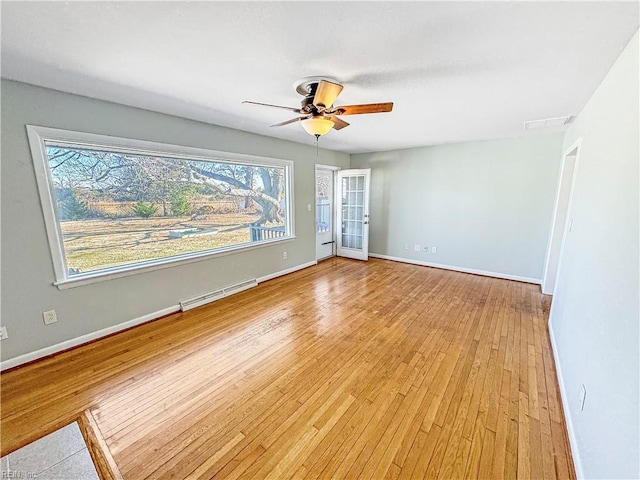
[
  {"x1": 315, "y1": 164, "x2": 340, "y2": 261},
  {"x1": 541, "y1": 138, "x2": 582, "y2": 295}
]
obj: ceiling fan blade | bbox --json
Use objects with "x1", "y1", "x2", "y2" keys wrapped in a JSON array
[
  {"x1": 328, "y1": 116, "x2": 350, "y2": 130},
  {"x1": 243, "y1": 101, "x2": 302, "y2": 113},
  {"x1": 332, "y1": 102, "x2": 394, "y2": 115},
  {"x1": 270, "y1": 116, "x2": 307, "y2": 127},
  {"x1": 313, "y1": 80, "x2": 344, "y2": 110}
]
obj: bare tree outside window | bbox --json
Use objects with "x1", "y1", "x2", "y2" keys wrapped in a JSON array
[{"x1": 44, "y1": 143, "x2": 290, "y2": 276}]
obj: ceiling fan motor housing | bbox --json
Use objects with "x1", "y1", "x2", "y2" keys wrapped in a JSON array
[
  {"x1": 300, "y1": 94, "x2": 316, "y2": 112},
  {"x1": 298, "y1": 80, "x2": 322, "y2": 113}
]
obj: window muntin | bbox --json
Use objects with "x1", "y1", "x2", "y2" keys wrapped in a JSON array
[{"x1": 28, "y1": 127, "x2": 294, "y2": 286}]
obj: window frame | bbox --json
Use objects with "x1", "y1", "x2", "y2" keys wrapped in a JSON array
[{"x1": 26, "y1": 125, "x2": 296, "y2": 290}]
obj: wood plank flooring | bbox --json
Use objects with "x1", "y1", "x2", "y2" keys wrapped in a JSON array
[{"x1": 1, "y1": 258, "x2": 575, "y2": 479}]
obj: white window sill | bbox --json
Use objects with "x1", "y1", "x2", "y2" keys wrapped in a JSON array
[{"x1": 53, "y1": 236, "x2": 296, "y2": 290}]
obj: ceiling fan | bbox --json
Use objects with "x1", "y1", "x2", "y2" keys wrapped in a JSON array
[{"x1": 243, "y1": 76, "x2": 393, "y2": 138}]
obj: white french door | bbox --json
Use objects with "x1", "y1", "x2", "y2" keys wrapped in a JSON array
[{"x1": 337, "y1": 169, "x2": 371, "y2": 261}]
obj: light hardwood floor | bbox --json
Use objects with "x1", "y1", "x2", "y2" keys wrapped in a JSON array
[{"x1": 1, "y1": 258, "x2": 575, "y2": 479}]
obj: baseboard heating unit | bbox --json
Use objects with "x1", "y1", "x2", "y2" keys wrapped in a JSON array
[{"x1": 179, "y1": 279, "x2": 258, "y2": 311}]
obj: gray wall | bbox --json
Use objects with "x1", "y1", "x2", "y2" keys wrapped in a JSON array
[
  {"x1": 351, "y1": 134, "x2": 564, "y2": 280},
  {"x1": 548, "y1": 31, "x2": 639, "y2": 479},
  {"x1": 0, "y1": 79, "x2": 349, "y2": 362}
]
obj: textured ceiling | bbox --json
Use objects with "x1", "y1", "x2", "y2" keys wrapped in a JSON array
[{"x1": 1, "y1": 2, "x2": 638, "y2": 154}]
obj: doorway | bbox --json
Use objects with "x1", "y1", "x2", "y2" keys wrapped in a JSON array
[
  {"x1": 542, "y1": 139, "x2": 581, "y2": 295},
  {"x1": 315, "y1": 165, "x2": 338, "y2": 261}
]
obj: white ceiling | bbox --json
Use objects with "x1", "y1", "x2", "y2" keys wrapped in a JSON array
[{"x1": 1, "y1": 2, "x2": 638, "y2": 154}]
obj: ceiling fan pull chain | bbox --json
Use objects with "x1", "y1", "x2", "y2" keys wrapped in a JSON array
[{"x1": 315, "y1": 134, "x2": 319, "y2": 157}]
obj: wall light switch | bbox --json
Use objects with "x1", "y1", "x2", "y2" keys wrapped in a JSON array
[
  {"x1": 431, "y1": 246, "x2": 437, "y2": 254},
  {"x1": 0, "y1": 326, "x2": 7, "y2": 341}
]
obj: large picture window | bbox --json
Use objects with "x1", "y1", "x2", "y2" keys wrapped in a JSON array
[{"x1": 27, "y1": 126, "x2": 294, "y2": 288}]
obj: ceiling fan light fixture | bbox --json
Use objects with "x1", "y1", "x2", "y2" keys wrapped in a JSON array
[{"x1": 301, "y1": 116, "x2": 334, "y2": 137}]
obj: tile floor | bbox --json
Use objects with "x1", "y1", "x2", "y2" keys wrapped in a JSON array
[{"x1": 0, "y1": 422, "x2": 99, "y2": 479}]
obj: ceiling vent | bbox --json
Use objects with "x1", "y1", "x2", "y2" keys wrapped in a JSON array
[{"x1": 524, "y1": 115, "x2": 573, "y2": 130}]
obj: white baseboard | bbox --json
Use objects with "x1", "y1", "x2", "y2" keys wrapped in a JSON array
[
  {"x1": 369, "y1": 253, "x2": 541, "y2": 284},
  {"x1": 1, "y1": 260, "x2": 319, "y2": 372},
  {"x1": 257, "y1": 260, "x2": 317, "y2": 283},
  {"x1": 0, "y1": 305, "x2": 180, "y2": 372},
  {"x1": 548, "y1": 321, "x2": 584, "y2": 479}
]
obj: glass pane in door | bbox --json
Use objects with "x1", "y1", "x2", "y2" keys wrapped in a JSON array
[
  {"x1": 316, "y1": 171, "x2": 331, "y2": 233},
  {"x1": 341, "y1": 174, "x2": 365, "y2": 249},
  {"x1": 316, "y1": 168, "x2": 335, "y2": 261}
]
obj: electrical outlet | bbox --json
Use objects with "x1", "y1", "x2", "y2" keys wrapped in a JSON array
[
  {"x1": 580, "y1": 384, "x2": 587, "y2": 411},
  {"x1": 43, "y1": 309, "x2": 57, "y2": 325},
  {"x1": 282, "y1": 251, "x2": 288, "y2": 260},
  {"x1": 405, "y1": 243, "x2": 409, "y2": 250},
  {"x1": 414, "y1": 244, "x2": 421, "y2": 252},
  {"x1": 307, "y1": 204, "x2": 312, "y2": 212},
  {"x1": 431, "y1": 246, "x2": 437, "y2": 254},
  {"x1": 0, "y1": 326, "x2": 7, "y2": 341}
]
